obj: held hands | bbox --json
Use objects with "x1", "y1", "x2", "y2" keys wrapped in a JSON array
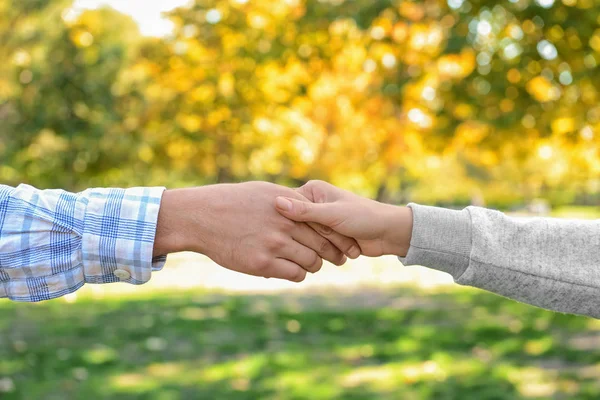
[
  {"x1": 153, "y1": 180, "x2": 412, "y2": 284},
  {"x1": 153, "y1": 182, "x2": 359, "y2": 282},
  {"x1": 275, "y1": 180, "x2": 413, "y2": 258}
]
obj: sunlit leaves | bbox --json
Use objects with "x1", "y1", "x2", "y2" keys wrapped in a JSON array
[
  {"x1": 437, "y1": 50, "x2": 476, "y2": 79},
  {"x1": 526, "y1": 76, "x2": 561, "y2": 102},
  {"x1": 2, "y1": 0, "x2": 600, "y2": 204}
]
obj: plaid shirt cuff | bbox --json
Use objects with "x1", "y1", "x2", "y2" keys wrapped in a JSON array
[
  {"x1": 0, "y1": 185, "x2": 166, "y2": 302},
  {"x1": 81, "y1": 187, "x2": 167, "y2": 286}
]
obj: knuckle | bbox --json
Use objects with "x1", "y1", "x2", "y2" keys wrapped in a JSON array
[
  {"x1": 315, "y1": 194, "x2": 326, "y2": 204},
  {"x1": 292, "y1": 269, "x2": 307, "y2": 282},
  {"x1": 297, "y1": 202, "x2": 309, "y2": 215},
  {"x1": 306, "y1": 180, "x2": 327, "y2": 203},
  {"x1": 318, "y1": 239, "x2": 333, "y2": 255},
  {"x1": 345, "y1": 241, "x2": 357, "y2": 254},
  {"x1": 280, "y1": 219, "x2": 295, "y2": 233},
  {"x1": 328, "y1": 253, "x2": 344, "y2": 266},
  {"x1": 311, "y1": 256, "x2": 323, "y2": 273},
  {"x1": 317, "y1": 223, "x2": 333, "y2": 235},
  {"x1": 252, "y1": 254, "x2": 271, "y2": 271},
  {"x1": 267, "y1": 234, "x2": 286, "y2": 251},
  {"x1": 334, "y1": 253, "x2": 347, "y2": 266},
  {"x1": 304, "y1": 253, "x2": 321, "y2": 269}
]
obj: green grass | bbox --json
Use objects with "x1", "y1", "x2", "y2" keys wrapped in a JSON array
[{"x1": 2, "y1": 287, "x2": 600, "y2": 399}]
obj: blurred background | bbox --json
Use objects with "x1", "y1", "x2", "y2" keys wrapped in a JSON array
[{"x1": 2, "y1": 0, "x2": 600, "y2": 398}]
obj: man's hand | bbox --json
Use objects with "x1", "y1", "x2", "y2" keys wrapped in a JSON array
[
  {"x1": 274, "y1": 180, "x2": 413, "y2": 257},
  {"x1": 153, "y1": 182, "x2": 359, "y2": 282}
]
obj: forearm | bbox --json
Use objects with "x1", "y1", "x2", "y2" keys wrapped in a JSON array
[
  {"x1": 380, "y1": 204, "x2": 413, "y2": 257},
  {"x1": 151, "y1": 187, "x2": 230, "y2": 257},
  {"x1": 401, "y1": 204, "x2": 600, "y2": 318},
  {"x1": 153, "y1": 188, "x2": 203, "y2": 257}
]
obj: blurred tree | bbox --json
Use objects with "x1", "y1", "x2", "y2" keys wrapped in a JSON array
[
  {"x1": 1, "y1": 0, "x2": 142, "y2": 188},
  {"x1": 1, "y1": 0, "x2": 599, "y2": 206}
]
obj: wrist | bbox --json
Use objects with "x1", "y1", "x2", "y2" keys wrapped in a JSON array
[
  {"x1": 153, "y1": 189, "x2": 198, "y2": 256},
  {"x1": 381, "y1": 205, "x2": 413, "y2": 257}
]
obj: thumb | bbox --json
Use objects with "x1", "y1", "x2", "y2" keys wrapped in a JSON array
[{"x1": 275, "y1": 196, "x2": 337, "y2": 226}]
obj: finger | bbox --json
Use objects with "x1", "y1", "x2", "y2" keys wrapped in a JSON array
[
  {"x1": 277, "y1": 236, "x2": 324, "y2": 272},
  {"x1": 269, "y1": 258, "x2": 308, "y2": 282},
  {"x1": 295, "y1": 180, "x2": 335, "y2": 204},
  {"x1": 300, "y1": 184, "x2": 360, "y2": 259},
  {"x1": 275, "y1": 196, "x2": 338, "y2": 226},
  {"x1": 307, "y1": 222, "x2": 361, "y2": 259},
  {"x1": 295, "y1": 184, "x2": 315, "y2": 202},
  {"x1": 291, "y1": 222, "x2": 347, "y2": 266}
]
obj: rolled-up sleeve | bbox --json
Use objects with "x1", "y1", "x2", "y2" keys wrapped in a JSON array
[{"x1": 0, "y1": 184, "x2": 166, "y2": 302}]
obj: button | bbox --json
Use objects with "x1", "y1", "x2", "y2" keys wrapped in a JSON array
[{"x1": 114, "y1": 269, "x2": 131, "y2": 280}]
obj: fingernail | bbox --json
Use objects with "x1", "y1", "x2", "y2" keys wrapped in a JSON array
[
  {"x1": 319, "y1": 224, "x2": 333, "y2": 235},
  {"x1": 348, "y1": 246, "x2": 360, "y2": 259},
  {"x1": 275, "y1": 197, "x2": 292, "y2": 211}
]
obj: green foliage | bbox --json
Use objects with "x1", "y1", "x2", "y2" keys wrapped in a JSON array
[
  {"x1": 1, "y1": 1, "x2": 143, "y2": 188},
  {"x1": 1, "y1": 0, "x2": 599, "y2": 203}
]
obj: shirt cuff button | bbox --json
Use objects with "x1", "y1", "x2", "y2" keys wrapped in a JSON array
[{"x1": 114, "y1": 269, "x2": 131, "y2": 280}]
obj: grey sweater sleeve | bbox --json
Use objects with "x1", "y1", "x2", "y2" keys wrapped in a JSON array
[{"x1": 399, "y1": 203, "x2": 600, "y2": 318}]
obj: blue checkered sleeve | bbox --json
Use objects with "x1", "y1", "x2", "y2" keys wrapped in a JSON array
[{"x1": 0, "y1": 184, "x2": 167, "y2": 302}]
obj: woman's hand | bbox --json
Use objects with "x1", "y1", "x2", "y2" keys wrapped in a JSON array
[{"x1": 274, "y1": 180, "x2": 413, "y2": 257}]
